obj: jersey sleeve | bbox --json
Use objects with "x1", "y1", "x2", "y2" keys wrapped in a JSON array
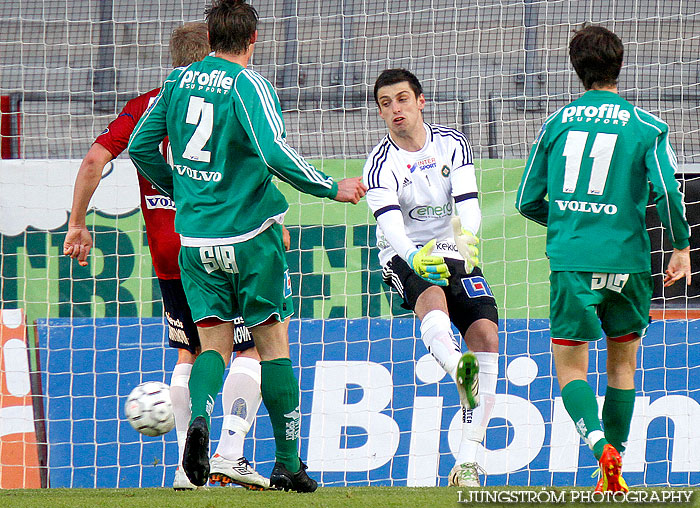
[
  {"x1": 95, "y1": 107, "x2": 137, "y2": 158},
  {"x1": 447, "y1": 133, "x2": 482, "y2": 233},
  {"x1": 233, "y1": 70, "x2": 338, "y2": 199},
  {"x1": 95, "y1": 89, "x2": 159, "y2": 158},
  {"x1": 128, "y1": 79, "x2": 176, "y2": 197},
  {"x1": 376, "y1": 209, "x2": 417, "y2": 261},
  {"x1": 362, "y1": 147, "x2": 417, "y2": 260},
  {"x1": 645, "y1": 124, "x2": 691, "y2": 250},
  {"x1": 362, "y1": 144, "x2": 400, "y2": 217},
  {"x1": 516, "y1": 123, "x2": 550, "y2": 226},
  {"x1": 450, "y1": 135, "x2": 478, "y2": 198},
  {"x1": 451, "y1": 163, "x2": 478, "y2": 200},
  {"x1": 448, "y1": 127, "x2": 474, "y2": 168}
]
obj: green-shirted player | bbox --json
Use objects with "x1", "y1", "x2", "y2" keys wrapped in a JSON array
[
  {"x1": 128, "y1": 0, "x2": 367, "y2": 492},
  {"x1": 516, "y1": 26, "x2": 691, "y2": 493}
]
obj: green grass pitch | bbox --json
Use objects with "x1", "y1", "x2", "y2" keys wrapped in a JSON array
[
  {"x1": 1, "y1": 487, "x2": 460, "y2": 508},
  {"x1": 3, "y1": 486, "x2": 700, "y2": 508}
]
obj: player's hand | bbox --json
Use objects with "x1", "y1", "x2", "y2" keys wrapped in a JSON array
[
  {"x1": 334, "y1": 177, "x2": 368, "y2": 204},
  {"x1": 663, "y1": 246, "x2": 692, "y2": 287},
  {"x1": 452, "y1": 217, "x2": 479, "y2": 274},
  {"x1": 407, "y1": 239, "x2": 450, "y2": 286},
  {"x1": 63, "y1": 225, "x2": 93, "y2": 267},
  {"x1": 282, "y1": 225, "x2": 291, "y2": 251}
]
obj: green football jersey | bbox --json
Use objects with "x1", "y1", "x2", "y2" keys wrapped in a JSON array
[
  {"x1": 128, "y1": 55, "x2": 338, "y2": 244},
  {"x1": 516, "y1": 90, "x2": 689, "y2": 272}
]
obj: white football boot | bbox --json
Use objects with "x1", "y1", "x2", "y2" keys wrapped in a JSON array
[
  {"x1": 209, "y1": 454, "x2": 270, "y2": 490},
  {"x1": 173, "y1": 466, "x2": 198, "y2": 490}
]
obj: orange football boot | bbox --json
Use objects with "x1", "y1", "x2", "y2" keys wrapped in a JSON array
[{"x1": 596, "y1": 444, "x2": 629, "y2": 493}]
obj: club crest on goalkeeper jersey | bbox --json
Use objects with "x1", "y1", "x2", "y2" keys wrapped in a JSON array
[
  {"x1": 128, "y1": 55, "x2": 338, "y2": 245},
  {"x1": 363, "y1": 123, "x2": 479, "y2": 266},
  {"x1": 516, "y1": 90, "x2": 689, "y2": 273}
]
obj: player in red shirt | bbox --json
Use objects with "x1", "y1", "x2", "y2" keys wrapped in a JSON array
[{"x1": 63, "y1": 22, "x2": 273, "y2": 491}]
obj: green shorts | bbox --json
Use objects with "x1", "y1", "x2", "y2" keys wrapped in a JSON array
[
  {"x1": 549, "y1": 271, "x2": 653, "y2": 342},
  {"x1": 178, "y1": 224, "x2": 294, "y2": 327}
]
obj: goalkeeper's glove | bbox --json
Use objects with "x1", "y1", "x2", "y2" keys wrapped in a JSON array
[
  {"x1": 407, "y1": 239, "x2": 451, "y2": 286},
  {"x1": 452, "y1": 217, "x2": 479, "y2": 274}
]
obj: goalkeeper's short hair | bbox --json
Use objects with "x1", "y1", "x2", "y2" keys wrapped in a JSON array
[{"x1": 373, "y1": 69, "x2": 423, "y2": 105}]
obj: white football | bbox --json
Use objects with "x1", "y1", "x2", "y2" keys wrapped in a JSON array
[{"x1": 124, "y1": 381, "x2": 175, "y2": 437}]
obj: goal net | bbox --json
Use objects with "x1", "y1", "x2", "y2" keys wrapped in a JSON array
[{"x1": 0, "y1": 0, "x2": 698, "y2": 489}]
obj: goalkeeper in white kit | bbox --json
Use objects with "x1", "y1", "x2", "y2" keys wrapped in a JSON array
[{"x1": 362, "y1": 68, "x2": 500, "y2": 487}]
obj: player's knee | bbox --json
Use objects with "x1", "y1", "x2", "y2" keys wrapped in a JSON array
[
  {"x1": 606, "y1": 357, "x2": 637, "y2": 381},
  {"x1": 465, "y1": 319, "x2": 499, "y2": 352},
  {"x1": 176, "y1": 348, "x2": 196, "y2": 364}
]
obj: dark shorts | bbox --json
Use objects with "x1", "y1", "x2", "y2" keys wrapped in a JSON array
[
  {"x1": 382, "y1": 255, "x2": 499, "y2": 336},
  {"x1": 158, "y1": 278, "x2": 254, "y2": 354}
]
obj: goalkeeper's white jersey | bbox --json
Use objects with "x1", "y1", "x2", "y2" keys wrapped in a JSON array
[{"x1": 362, "y1": 123, "x2": 479, "y2": 266}]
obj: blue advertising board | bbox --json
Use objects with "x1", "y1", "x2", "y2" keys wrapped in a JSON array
[{"x1": 35, "y1": 318, "x2": 700, "y2": 488}]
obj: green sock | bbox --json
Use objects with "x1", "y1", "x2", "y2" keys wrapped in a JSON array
[
  {"x1": 602, "y1": 386, "x2": 635, "y2": 454},
  {"x1": 261, "y1": 358, "x2": 301, "y2": 473},
  {"x1": 188, "y1": 349, "x2": 226, "y2": 428},
  {"x1": 561, "y1": 380, "x2": 608, "y2": 460}
]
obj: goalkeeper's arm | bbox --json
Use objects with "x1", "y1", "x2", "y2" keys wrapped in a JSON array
[{"x1": 453, "y1": 197, "x2": 482, "y2": 274}]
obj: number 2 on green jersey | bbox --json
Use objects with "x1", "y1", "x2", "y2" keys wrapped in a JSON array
[
  {"x1": 562, "y1": 130, "x2": 618, "y2": 196},
  {"x1": 183, "y1": 96, "x2": 213, "y2": 163}
]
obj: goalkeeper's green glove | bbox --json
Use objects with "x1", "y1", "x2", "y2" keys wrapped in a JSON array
[
  {"x1": 452, "y1": 217, "x2": 479, "y2": 274},
  {"x1": 407, "y1": 239, "x2": 451, "y2": 286}
]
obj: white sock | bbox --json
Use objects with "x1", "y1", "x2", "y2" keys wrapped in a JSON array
[
  {"x1": 214, "y1": 355, "x2": 262, "y2": 460},
  {"x1": 170, "y1": 362, "x2": 192, "y2": 467},
  {"x1": 456, "y1": 352, "x2": 498, "y2": 464},
  {"x1": 420, "y1": 310, "x2": 462, "y2": 379}
]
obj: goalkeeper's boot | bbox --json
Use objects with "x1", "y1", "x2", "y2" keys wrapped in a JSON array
[
  {"x1": 597, "y1": 444, "x2": 629, "y2": 493},
  {"x1": 209, "y1": 454, "x2": 269, "y2": 490},
  {"x1": 448, "y1": 462, "x2": 485, "y2": 487},
  {"x1": 173, "y1": 466, "x2": 197, "y2": 490},
  {"x1": 269, "y1": 460, "x2": 317, "y2": 493},
  {"x1": 456, "y1": 352, "x2": 480, "y2": 410},
  {"x1": 183, "y1": 416, "x2": 210, "y2": 487}
]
